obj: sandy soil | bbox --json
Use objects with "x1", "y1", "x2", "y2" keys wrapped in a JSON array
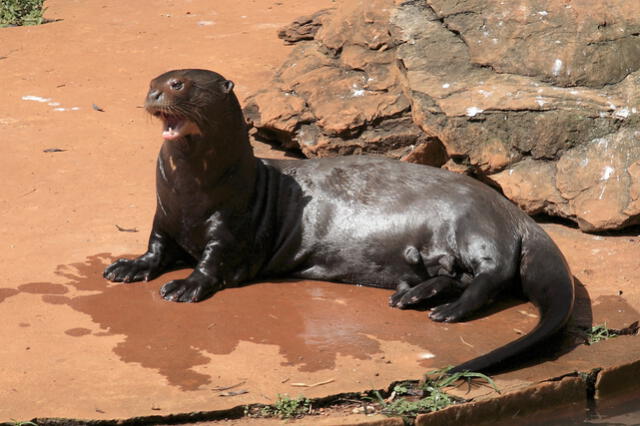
[{"x1": 1, "y1": 0, "x2": 639, "y2": 423}]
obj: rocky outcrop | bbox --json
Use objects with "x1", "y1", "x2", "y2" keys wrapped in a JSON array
[
  {"x1": 277, "y1": 9, "x2": 332, "y2": 45},
  {"x1": 244, "y1": 0, "x2": 640, "y2": 231}
]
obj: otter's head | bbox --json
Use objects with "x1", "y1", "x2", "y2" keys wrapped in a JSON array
[{"x1": 145, "y1": 69, "x2": 238, "y2": 141}]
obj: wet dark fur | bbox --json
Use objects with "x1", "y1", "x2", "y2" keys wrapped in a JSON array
[{"x1": 104, "y1": 69, "x2": 575, "y2": 373}]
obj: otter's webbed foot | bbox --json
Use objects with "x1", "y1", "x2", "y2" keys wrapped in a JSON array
[
  {"x1": 104, "y1": 229, "x2": 188, "y2": 284},
  {"x1": 429, "y1": 301, "x2": 469, "y2": 323},
  {"x1": 160, "y1": 273, "x2": 219, "y2": 303},
  {"x1": 389, "y1": 282, "x2": 411, "y2": 307},
  {"x1": 389, "y1": 276, "x2": 464, "y2": 309},
  {"x1": 104, "y1": 254, "x2": 164, "y2": 283},
  {"x1": 429, "y1": 272, "x2": 508, "y2": 323}
]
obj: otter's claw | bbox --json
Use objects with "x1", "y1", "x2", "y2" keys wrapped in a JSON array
[{"x1": 160, "y1": 277, "x2": 216, "y2": 303}]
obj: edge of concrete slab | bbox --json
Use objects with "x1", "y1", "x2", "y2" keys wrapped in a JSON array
[
  {"x1": 415, "y1": 374, "x2": 587, "y2": 426},
  {"x1": 595, "y1": 358, "x2": 640, "y2": 400},
  {"x1": 0, "y1": 389, "x2": 399, "y2": 426},
  {"x1": 6, "y1": 356, "x2": 640, "y2": 426}
]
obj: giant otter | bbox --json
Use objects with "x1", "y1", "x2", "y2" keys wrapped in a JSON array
[{"x1": 104, "y1": 69, "x2": 575, "y2": 373}]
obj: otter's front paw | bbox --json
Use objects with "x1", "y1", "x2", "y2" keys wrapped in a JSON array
[
  {"x1": 103, "y1": 257, "x2": 162, "y2": 283},
  {"x1": 160, "y1": 277, "x2": 217, "y2": 303}
]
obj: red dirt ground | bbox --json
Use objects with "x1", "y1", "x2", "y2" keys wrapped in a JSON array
[{"x1": 1, "y1": 0, "x2": 639, "y2": 423}]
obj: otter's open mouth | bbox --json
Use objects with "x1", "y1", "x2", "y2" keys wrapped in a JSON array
[{"x1": 153, "y1": 111, "x2": 201, "y2": 141}]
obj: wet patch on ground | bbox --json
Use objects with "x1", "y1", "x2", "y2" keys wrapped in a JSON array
[{"x1": 3, "y1": 253, "x2": 566, "y2": 391}]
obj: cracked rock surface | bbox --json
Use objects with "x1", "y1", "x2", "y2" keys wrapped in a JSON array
[{"x1": 244, "y1": 0, "x2": 640, "y2": 231}]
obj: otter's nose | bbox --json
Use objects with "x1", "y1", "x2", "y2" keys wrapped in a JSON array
[{"x1": 147, "y1": 89, "x2": 163, "y2": 103}]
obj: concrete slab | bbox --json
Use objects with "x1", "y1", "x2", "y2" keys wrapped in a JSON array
[{"x1": 1, "y1": 0, "x2": 639, "y2": 423}]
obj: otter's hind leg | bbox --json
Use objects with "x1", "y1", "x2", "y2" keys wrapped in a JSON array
[
  {"x1": 389, "y1": 276, "x2": 465, "y2": 309},
  {"x1": 429, "y1": 272, "x2": 511, "y2": 323}
]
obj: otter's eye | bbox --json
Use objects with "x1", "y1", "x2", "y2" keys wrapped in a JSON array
[{"x1": 169, "y1": 79, "x2": 184, "y2": 91}]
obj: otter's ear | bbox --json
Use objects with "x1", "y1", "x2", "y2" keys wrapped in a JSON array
[{"x1": 221, "y1": 79, "x2": 234, "y2": 94}]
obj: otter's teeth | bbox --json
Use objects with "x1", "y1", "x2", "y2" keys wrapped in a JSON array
[
  {"x1": 160, "y1": 116, "x2": 199, "y2": 141},
  {"x1": 161, "y1": 114, "x2": 180, "y2": 140},
  {"x1": 163, "y1": 123, "x2": 181, "y2": 141}
]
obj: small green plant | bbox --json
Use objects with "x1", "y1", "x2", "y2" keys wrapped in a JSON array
[
  {"x1": 258, "y1": 394, "x2": 312, "y2": 419},
  {"x1": 587, "y1": 323, "x2": 617, "y2": 345},
  {"x1": 0, "y1": 0, "x2": 46, "y2": 27},
  {"x1": 391, "y1": 383, "x2": 410, "y2": 396},
  {"x1": 376, "y1": 367, "x2": 499, "y2": 420},
  {"x1": 377, "y1": 387, "x2": 455, "y2": 417},
  {"x1": 11, "y1": 420, "x2": 38, "y2": 426}
]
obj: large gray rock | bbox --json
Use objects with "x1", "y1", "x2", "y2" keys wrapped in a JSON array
[{"x1": 244, "y1": 0, "x2": 640, "y2": 231}]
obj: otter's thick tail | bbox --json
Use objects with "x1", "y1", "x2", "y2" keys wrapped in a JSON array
[{"x1": 450, "y1": 229, "x2": 575, "y2": 373}]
